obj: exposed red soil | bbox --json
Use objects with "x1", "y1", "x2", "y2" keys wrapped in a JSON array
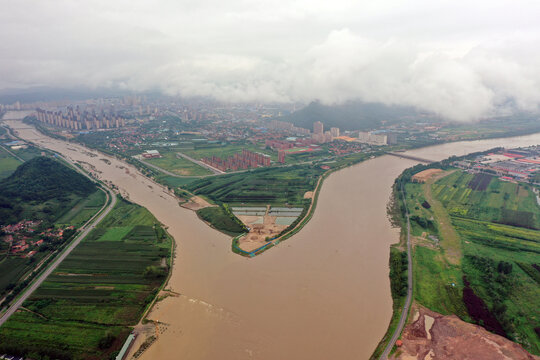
[{"x1": 393, "y1": 306, "x2": 539, "y2": 360}]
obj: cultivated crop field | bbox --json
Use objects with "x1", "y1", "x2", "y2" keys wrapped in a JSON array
[
  {"x1": 0, "y1": 198, "x2": 172, "y2": 360},
  {"x1": 0, "y1": 146, "x2": 22, "y2": 179},
  {"x1": 182, "y1": 143, "x2": 276, "y2": 162},
  {"x1": 145, "y1": 150, "x2": 212, "y2": 176},
  {"x1": 0, "y1": 145, "x2": 42, "y2": 179},
  {"x1": 186, "y1": 164, "x2": 324, "y2": 205},
  {"x1": 57, "y1": 190, "x2": 107, "y2": 227},
  {"x1": 432, "y1": 170, "x2": 539, "y2": 228},
  {"x1": 404, "y1": 167, "x2": 540, "y2": 354}
]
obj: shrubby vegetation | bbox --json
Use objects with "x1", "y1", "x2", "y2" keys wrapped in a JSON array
[
  {"x1": 0, "y1": 157, "x2": 96, "y2": 226},
  {"x1": 389, "y1": 248, "x2": 408, "y2": 298},
  {"x1": 196, "y1": 205, "x2": 247, "y2": 236}
]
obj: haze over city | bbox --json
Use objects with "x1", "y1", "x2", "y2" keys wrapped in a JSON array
[{"x1": 2, "y1": 0, "x2": 540, "y2": 121}]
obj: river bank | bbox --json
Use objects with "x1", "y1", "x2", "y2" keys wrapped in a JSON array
[{"x1": 3, "y1": 111, "x2": 539, "y2": 359}]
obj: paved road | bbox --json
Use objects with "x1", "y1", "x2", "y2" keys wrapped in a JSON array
[
  {"x1": 138, "y1": 157, "x2": 203, "y2": 178},
  {"x1": 176, "y1": 151, "x2": 226, "y2": 174},
  {"x1": 0, "y1": 144, "x2": 24, "y2": 162},
  {"x1": 0, "y1": 131, "x2": 118, "y2": 327},
  {"x1": 380, "y1": 182, "x2": 413, "y2": 359}
]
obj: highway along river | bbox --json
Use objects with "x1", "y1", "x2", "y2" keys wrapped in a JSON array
[{"x1": 4, "y1": 114, "x2": 539, "y2": 359}]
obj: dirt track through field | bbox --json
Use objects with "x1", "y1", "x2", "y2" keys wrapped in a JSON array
[{"x1": 423, "y1": 170, "x2": 461, "y2": 265}]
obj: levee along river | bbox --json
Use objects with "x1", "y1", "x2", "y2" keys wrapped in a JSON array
[{"x1": 3, "y1": 112, "x2": 539, "y2": 359}]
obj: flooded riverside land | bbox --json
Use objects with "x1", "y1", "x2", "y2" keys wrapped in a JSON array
[{"x1": 3, "y1": 112, "x2": 540, "y2": 359}]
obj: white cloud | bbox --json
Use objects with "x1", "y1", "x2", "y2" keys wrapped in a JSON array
[{"x1": 1, "y1": 0, "x2": 540, "y2": 121}]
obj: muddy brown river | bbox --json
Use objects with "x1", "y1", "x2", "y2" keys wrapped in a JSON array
[{"x1": 3, "y1": 112, "x2": 539, "y2": 359}]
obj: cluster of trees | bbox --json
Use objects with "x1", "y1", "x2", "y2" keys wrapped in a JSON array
[
  {"x1": 0, "y1": 157, "x2": 95, "y2": 202},
  {"x1": 0, "y1": 157, "x2": 97, "y2": 226},
  {"x1": 465, "y1": 255, "x2": 515, "y2": 335},
  {"x1": 222, "y1": 204, "x2": 249, "y2": 233},
  {"x1": 389, "y1": 249, "x2": 408, "y2": 298},
  {"x1": 143, "y1": 265, "x2": 167, "y2": 279},
  {"x1": 196, "y1": 206, "x2": 247, "y2": 235},
  {"x1": 410, "y1": 215, "x2": 436, "y2": 231},
  {"x1": 0, "y1": 343, "x2": 72, "y2": 360}
]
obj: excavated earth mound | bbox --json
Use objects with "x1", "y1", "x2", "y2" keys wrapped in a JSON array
[{"x1": 393, "y1": 306, "x2": 539, "y2": 360}]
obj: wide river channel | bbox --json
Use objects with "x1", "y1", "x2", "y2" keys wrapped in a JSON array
[{"x1": 3, "y1": 112, "x2": 540, "y2": 359}]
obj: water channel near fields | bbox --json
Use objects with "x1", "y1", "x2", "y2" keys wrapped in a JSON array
[{"x1": 3, "y1": 111, "x2": 539, "y2": 359}]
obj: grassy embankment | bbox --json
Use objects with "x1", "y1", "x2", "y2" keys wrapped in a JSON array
[
  {"x1": 400, "y1": 166, "x2": 539, "y2": 354},
  {"x1": 196, "y1": 205, "x2": 248, "y2": 236},
  {"x1": 0, "y1": 197, "x2": 173, "y2": 360},
  {"x1": 370, "y1": 185, "x2": 409, "y2": 359}
]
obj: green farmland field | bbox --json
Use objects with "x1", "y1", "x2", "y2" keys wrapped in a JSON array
[
  {"x1": 0, "y1": 146, "x2": 22, "y2": 179},
  {"x1": 146, "y1": 150, "x2": 212, "y2": 176},
  {"x1": 185, "y1": 164, "x2": 324, "y2": 205},
  {"x1": 182, "y1": 143, "x2": 276, "y2": 162},
  {"x1": 0, "y1": 198, "x2": 173, "y2": 360},
  {"x1": 57, "y1": 190, "x2": 107, "y2": 227},
  {"x1": 432, "y1": 171, "x2": 539, "y2": 229},
  {"x1": 403, "y1": 167, "x2": 540, "y2": 354},
  {"x1": 0, "y1": 145, "x2": 42, "y2": 179}
]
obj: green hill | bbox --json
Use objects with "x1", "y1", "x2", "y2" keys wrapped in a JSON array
[
  {"x1": 0, "y1": 157, "x2": 96, "y2": 225},
  {"x1": 275, "y1": 100, "x2": 431, "y2": 131}
]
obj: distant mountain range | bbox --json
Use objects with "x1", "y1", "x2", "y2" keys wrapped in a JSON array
[{"x1": 275, "y1": 101, "x2": 436, "y2": 131}]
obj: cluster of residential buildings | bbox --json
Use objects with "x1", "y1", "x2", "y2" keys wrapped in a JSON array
[
  {"x1": 2, "y1": 220, "x2": 41, "y2": 235},
  {"x1": 35, "y1": 107, "x2": 128, "y2": 130},
  {"x1": 311, "y1": 121, "x2": 340, "y2": 143},
  {"x1": 1, "y1": 221, "x2": 73, "y2": 258},
  {"x1": 456, "y1": 147, "x2": 540, "y2": 184},
  {"x1": 268, "y1": 119, "x2": 311, "y2": 136},
  {"x1": 265, "y1": 137, "x2": 315, "y2": 150},
  {"x1": 202, "y1": 149, "x2": 271, "y2": 171},
  {"x1": 2, "y1": 220, "x2": 41, "y2": 257},
  {"x1": 358, "y1": 131, "x2": 388, "y2": 146}
]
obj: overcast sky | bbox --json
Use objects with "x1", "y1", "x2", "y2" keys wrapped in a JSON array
[{"x1": 2, "y1": 0, "x2": 540, "y2": 121}]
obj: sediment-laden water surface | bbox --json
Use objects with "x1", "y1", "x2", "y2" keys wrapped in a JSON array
[{"x1": 3, "y1": 112, "x2": 539, "y2": 359}]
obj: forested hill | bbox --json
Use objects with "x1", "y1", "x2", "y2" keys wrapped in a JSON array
[
  {"x1": 0, "y1": 157, "x2": 96, "y2": 225},
  {"x1": 276, "y1": 101, "x2": 430, "y2": 131},
  {"x1": 0, "y1": 157, "x2": 95, "y2": 201}
]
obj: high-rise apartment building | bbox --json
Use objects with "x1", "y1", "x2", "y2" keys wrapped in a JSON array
[{"x1": 313, "y1": 121, "x2": 323, "y2": 135}]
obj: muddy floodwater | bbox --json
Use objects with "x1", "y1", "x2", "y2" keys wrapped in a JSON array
[{"x1": 3, "y1": 112, "x2": 539, "y2": 359}]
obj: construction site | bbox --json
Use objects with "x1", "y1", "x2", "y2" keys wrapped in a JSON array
[{"x1": 231, "y1": 206, "x2": 303, "y2": 252}]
